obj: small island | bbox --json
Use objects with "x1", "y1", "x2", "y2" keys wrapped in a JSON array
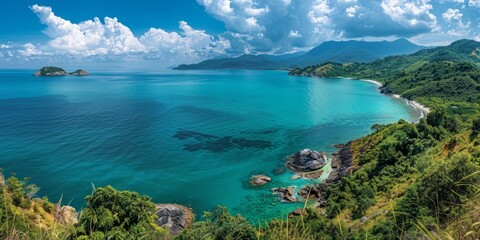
[{"x1": 34, "y1": 66, "x2": 89, "y2": 76}]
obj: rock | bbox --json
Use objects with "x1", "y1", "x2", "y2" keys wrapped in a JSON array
[
  {"x1": 271, "y1": 186, "x2": 297, "y2": 203},
  {"x1": 250, "y1": 175, "x2": 272, "y2": 187},
  {"x1": 288, "y1": 208, "x2": 307, "y2": 218},
  {"x1": 297, "y1": 185, "x2": 322, "y2": 200},
  {"x1": 54, "y1": 205, "x2": 78, "y2": 225},
  {"x1": 273, "y1": 167, "x2": 286, "y2": 175},
  {"x1": 331, "y1": 155, "x2": 339, "y2": 168},
  {"x1": 327, "y1": 142, "x2": 355, "y2": 183},
  {"x1": 0, "y1": 172, "x2": 5, "y2": 187},
  {"x1": 155, "y1": 204, "x2": 194, "y2": 236},
  {"x1": 286, "y1": 149, "x2": 327, "y2": 173}
]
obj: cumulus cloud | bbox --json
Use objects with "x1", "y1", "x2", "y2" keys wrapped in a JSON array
[
  {"x1": 442, "y1": 8, "x2": 463, "y2": 22},
  {"x1": 31, "y1": 5, "x2": 145, "y2": 56},
  {"x1": 196, "y1": 0, "x2": 444, "y2": 54},
  {"x1": 28, "y1": 4, "x2": 229, "y2": 65},
  {"x1": 441, "y1": 8, "x2": 470, "y2": 37},
  {"x1": 469, "y1": 0, "x2": 480, "y2": 7},
  {"x1": 345, "y1": 5, "x2": 358, "y2": 17},
  {"x1": 11, "y1": 1, "x2": 478, "y2": 66},
  {"x1": 381, "y1": 0, "x2": 438, "y2": 31},
  {"x1": 18, "y1": 43, "x2": 43, "y2": 57}
]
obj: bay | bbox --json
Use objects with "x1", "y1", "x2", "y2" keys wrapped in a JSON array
[{"x1": 0, "y1": 69, "x2": 419, "y2": 221}]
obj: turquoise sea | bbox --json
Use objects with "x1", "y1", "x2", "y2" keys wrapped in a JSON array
[{"x1": 0, "y1": 69, "x2": 420, "y2": 221}]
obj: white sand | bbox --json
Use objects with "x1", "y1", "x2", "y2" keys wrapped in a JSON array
[
  {"x1": 360, "y1": 79, "x2": 384, "y2": 88},
  {"x1": 355, "y1": 79, "x2": 430, "y2": 120}
]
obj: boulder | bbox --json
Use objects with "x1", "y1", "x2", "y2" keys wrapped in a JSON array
[
  {"x1": 54, "y1": 205, "x2": 78, "y2": 225},
  {"x1": 297, "y1": 185, "x2": 322, "y2": 200},
  {"x1": 288, "y1": 208, "x2": 307, "y2": 218},
  {"x1": 250, "y1": 175, "x2": 272, "y2": 187},
  {"x1": 271, "y1": 186, "x2": 297, "y2": 203},
  {"x1": 327, "y1": 142, "x2": 355, "y2": 183},
  {"x1": 0, "y1": 172, "x2": 4, "y2": 187},
  {"x1": 286, "y1": 149, "x2": 327, "y2": 173},
  {"x1": 155, "y1": 204, "x2": 194, "y2": 236}
]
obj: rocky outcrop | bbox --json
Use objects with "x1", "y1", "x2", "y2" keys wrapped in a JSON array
[
  {"x1": 0, "y1": 172, "x2": 5, "y2": 187},
  {"x1": 250, "y1": 175, "x2": 272, "y2": 187},
  {"x1": 155, "y1": 204, "x2": 194, "y2": 236},
  {"x1": 286, "y1": 149, "x2": 327, "y2": 173},
  {"x1": 297, "y1": 185, "x2": 322, "y2": 200},
  {"x1": 271, "y1": 186, "x2": 297, "y2": 203},
  {"x1": 298, "y1": 184, "x2": 328, "y2": 207},
  {"x1": 288, "y1": 208, "x2": 307, "y2": 218},
  {"x1": 54, "y1": 205, "x2": 78, "y2": 225},
  {"x1": 327, "y1": 142, "x2": 356, "y2": 183}
]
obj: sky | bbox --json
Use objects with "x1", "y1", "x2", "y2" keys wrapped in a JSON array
[{"x1": 1, "y1": 0, "x2": 479, "y2": 69}]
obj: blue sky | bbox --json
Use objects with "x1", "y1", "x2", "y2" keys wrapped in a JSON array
[{"x1": 1, "y1": 0, "x2": 479, "y2": 69}]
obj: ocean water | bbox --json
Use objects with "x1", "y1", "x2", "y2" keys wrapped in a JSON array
[{"x1": 0, "y1": 69, "x2": 420, "y2": 221}]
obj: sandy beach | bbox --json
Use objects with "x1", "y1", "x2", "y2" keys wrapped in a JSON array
[
  {"x1": 360, "y1": 79, "x2": 384, "y2": 88},
  {"x1": 359, "y1": 79, "x2": 430, "y2": 120}
]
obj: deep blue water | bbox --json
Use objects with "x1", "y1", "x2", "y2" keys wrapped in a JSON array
[{"x1": 0, "y1": 69, "x2": 419, "y2": 221}]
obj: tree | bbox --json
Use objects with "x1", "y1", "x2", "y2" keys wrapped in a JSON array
[
  {"x1": 177, "y1": 206, "x2": 257, "y2": 240},
  {"x1": 76, "y1": 186, "x2": 165, "y2": 239}
]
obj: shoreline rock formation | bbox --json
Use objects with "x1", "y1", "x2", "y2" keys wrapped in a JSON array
[
  {"x1": 0, "y1": 172, "x2": 5, "y2": 187},
  {"x1": 271, "y1": 186, "x2": 297, "y2": 203},
  {"x1": 54, "y1": 205, "x2": 78, "y2": 225},
  {"x1": 250, "y1": 175, "x2": 272, "y2": 187},
  {"x1": 327, "y1": 142, "x2": 358, "y2": 183},
  {"x1": 155, "y1": 204, "x2": 194, "y2": 236},
  {"x1": 286, "y1": 149, "x2": 327, "y2": 173}
]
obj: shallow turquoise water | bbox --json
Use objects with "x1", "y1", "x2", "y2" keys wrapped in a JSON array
[{"x1": 0, "y1": 69, "x2": 419, "y2": 221}]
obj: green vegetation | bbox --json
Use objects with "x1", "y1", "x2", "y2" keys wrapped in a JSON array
[
  {"x1": 75, "y1": 186, "x2": 166, "y2": 239},
  {"x1": 36, "y1": 66, "x2": 67, "y2": 76},
  {"x1": 0, "y1": 170, "x2": 73, "y2": 240},
  {"x1": 284, "y1": 38, "x2": 480, "y2": 239},
  {"x1": 2, "y1": 39, "x2": 480, "y2": 239}
]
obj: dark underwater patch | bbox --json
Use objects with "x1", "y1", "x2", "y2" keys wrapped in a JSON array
[{"x1": 173, "y1": 130, "x2": 272, "y2": 153}]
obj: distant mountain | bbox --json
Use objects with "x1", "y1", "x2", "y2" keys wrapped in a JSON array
[{"x1": 175, "y1": 38, "x2": 426, "y2": 70}]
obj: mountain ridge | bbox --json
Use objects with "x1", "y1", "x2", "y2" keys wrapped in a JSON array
[{"x1": 175, "y1": 38, "x2": 426, "y2": 70}]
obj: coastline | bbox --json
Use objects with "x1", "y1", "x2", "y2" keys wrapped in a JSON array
[{"x1": 358, "y1": 79, "x2": 430, "y2": 120}]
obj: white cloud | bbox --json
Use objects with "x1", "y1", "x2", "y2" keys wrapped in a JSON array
[
  {"x1": 308, "y1": 0, "x2": 333, "y2": 25},
  {"x1": 345, "y1": 5, "x2": 358, "y2": 17},
  {"x1": 441, "y1": 8, "x2": 470, "y2": 37},
  {"x1": 27, "y1": 4, "x2": 230, "y2": 65},
  {"x1": 469, "y1": 0, "x2": 480, "y2": 7},
  {"x1": 18, "y1": 43, "x2": 43, "y2": 57},
  {"x1": 140, "y1": 21, "x2": 230, "y2": 60},
  {"x1": 289, "y1": 30, "x2": 302, "y2": 38},
  {"x1": 0, "y1": 44, "x2": 11, "y2": 49},
  {"x1": 442, "y1": 8, "x2": 462, "y2": 22},
  {"x1": 31, "y1": 4, "x2": 145, "y2": 56},
  {"x1": 381, "y1": 0, "x2": 437, "y2": 30}
]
